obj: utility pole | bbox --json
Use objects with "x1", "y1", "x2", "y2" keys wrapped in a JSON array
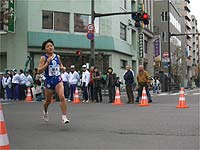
[
  {"x1": 90, "y1": 0, "x2": 95, "y2": 66},
  {"x1": 167, "y1": 0, "x2": 172, "y2": 90}
]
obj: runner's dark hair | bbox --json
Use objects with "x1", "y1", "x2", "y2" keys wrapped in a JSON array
[{"x1": 41, "y1": 39, "x2": 54, "y2": 50}]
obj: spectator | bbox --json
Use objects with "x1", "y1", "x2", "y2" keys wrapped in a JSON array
[
  {"x1": 136, "y1": 65, "x2": 152, "y2": 103},
  {"x1": 106, "y1": 67, "x2": 117, "y2": 103},
  {"x1": 25, "y1": 69, "x2": 34, "y2": 98},
  {"x1": 81, "y1": 64, "x2": 90, "y2": 103},
  {"x1": 153, "y1": 76, "x2": 160, "y2": 94},
  {"x1": 4, "y1": 71, "x2": 12, "y2": 100},
  {"x1": 68, "y1": 65, "x2": 80, "y2": 102},
  {"x1": 93, "y1": 67, "x2": 102, "y2": 103},
  {"x1": 123, "y1": 65, "x2": 135, "y2": 104},
  {"x1": 0, "y1": 72, "x2": 5, "y2": 100},
  {"x1": 19, "y1": 69, "x2": 27, "y2": 100},
  {"x1": 89, "y1": 66, "x2": 95, "y2": 102},
  {"x1": 12, "y1": 69, "x2": 20, "y2": 100},
  {"x1": 61, "y1": 69, "x2": 69, "y2": 99}
]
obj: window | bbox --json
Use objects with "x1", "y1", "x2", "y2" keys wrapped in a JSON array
[
  {"x1": 124, "y1": 0, "x2": 127, "y2": 9},
  {"x1": 161, "y1": 11, "x2": 168, "y2": 22},
  {"x1": 54, "y1": 12, "x2": 69, "y2": 31},
  {"x1": 74, "y1": 14, "x2": 100, "y2": 33},
  {"x1": 120, "y1": 59, "x2": 127, "y2": 69},
  {"x1": 0, "y1": 11, "x2": 3, "y2": 30},
  {"x1": 42, "y1": 11, "x2": 53, "y2": 29},
  {"x1": 144, "y1": 40, "x2": 148, "y2": 54},
  {"x1": 120, "y1": 22, "x2": 126, "y2": 41},
  {"x1": 74, "y1": 14, "x2": 89, "y2": 33},
  {"x1": 161, "y1": 32, "x2": 167, "y2": 42},
  {"x1": 42, "y1": 10, "x2": 70, "y2": 32}
]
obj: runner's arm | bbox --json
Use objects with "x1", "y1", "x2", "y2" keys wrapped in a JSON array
[
  {"x1": 58, "y1": 55, "x2": 66, "y2": 72},
  {"x1": 38, "y1": 56, "x2": 49, "y2": 74}
]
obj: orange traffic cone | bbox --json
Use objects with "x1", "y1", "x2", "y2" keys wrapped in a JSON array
[
  {"x1": 25, "y1": 87, "x2": 33, "y2": 102},
  {"x1": 112, "y1": 87, "x2": 123, "y2": 105},
  {"x1": 0, "y1": 103, "x2": 10, "y2": 150},
  {"x1": 73, "y1": 88, "x2": 81, "y2": 104},
  {"x1": 138, "y1": 87, "x2": 150, "y2": 106},
  {"x1": 176, "y1": 88, "x2": 189, "y2": 108}
]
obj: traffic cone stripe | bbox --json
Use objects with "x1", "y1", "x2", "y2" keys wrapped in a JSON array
[
  {"x1": 138, "y1": 87, "x2": 150, "y2": 107},
  {"x1": 0, "y1": 134, "x2": 9, "y2": 146},
  {"x1": 0, "y1": 103, "x2": 10, "y2": 150},
  {"x1": 176, "y1": 87, "x2": 189, "y2": 108},
  {"x1": 113, "y1": 88, "x2": 123, "y2": 105},
  {"x1": 115, "y1": 96, "x2": 120, "y2": 99},
  {"x1": 26, "y1": 87, "x2": 33, "y2": 102},
  {"x1": 0, "y1": 112, "x2": 4, "y2": 121},
  {"x1": 73, "y1": 88, "x2": 81, "y2": 104},
  {"x1": 0, "y1": 122, "x2": 7, "y2": 134}
]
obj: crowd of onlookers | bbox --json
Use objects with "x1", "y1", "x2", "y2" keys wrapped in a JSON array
[{"x1": 0, "y1": 64, "x2": 163, "y2": 103}]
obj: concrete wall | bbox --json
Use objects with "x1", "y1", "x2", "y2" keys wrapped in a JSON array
[{"x1": 0, "y1": 1, "x2": 28, "y2": 70}]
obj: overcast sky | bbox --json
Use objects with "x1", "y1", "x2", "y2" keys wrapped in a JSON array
[{"x1": 190, "y1": 0, "x2": 200, "y2": 30}]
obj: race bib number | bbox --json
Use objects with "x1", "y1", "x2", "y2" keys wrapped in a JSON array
[{"x1": 48, "y1": 64, "x2": 60, "y2": 76}]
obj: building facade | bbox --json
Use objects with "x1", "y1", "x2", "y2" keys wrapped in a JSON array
[
  {"x1": 191, "y1": 15, "x2": 199, "y2": 77},
  {"x1": 153, "y1": 0, "x2": 185, "y2": 88},
  {"x1": 1, "y1": 0, "x2": 141, "y2": 79},
  {"x1": 173, "y1": 0, "x2": 194, "y2": 87}
]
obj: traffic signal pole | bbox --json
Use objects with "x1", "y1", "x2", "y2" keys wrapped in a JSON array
[
  {"x1": 90, "y1": 0, "x2": 95, "y2": 66},
  {"x1": 90, "y1": 0, "x2": 148, "y2": 66}
]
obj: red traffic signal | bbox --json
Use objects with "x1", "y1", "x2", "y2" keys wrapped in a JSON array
[
  {"x1": 76, "y1": 50, "x2": 81, "y2": 56},
  {"x1": 142, "y1": 13, "x2": 149, "y2": 25}
]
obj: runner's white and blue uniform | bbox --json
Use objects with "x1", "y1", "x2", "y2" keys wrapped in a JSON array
[{"x1": 44, "y1": 54, "x2": 62, "y2": 90}]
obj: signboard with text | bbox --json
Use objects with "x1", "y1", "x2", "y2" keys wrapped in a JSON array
[
  {"x1": 138, "y1": 33, "x2": 144, "y2": 58},
  {"x1": 8, "y1": 0, "x2": 15, "y2": 33}
]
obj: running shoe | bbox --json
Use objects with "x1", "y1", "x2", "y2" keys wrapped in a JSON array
[
  {"x1": 62, "y1": 115, "x2": 70, "y2": 124},
  {"x1": 43, "y1": 111, "x2": 49, "y2": 122}
]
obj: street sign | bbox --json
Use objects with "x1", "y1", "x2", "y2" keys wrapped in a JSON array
[
  {"x1": 87, "y1": 24, "x2": 95, "y2": 32},
  {"x1": 86, "y1": 32, "x2": 94, "y2": 40},
  {"x1": 138, "y1": 33, "x2": 144, "y2": 58},
  {"x1": 154, "y1": 38, "x2": 161, "y2": 57},
  {"x1": 8, "y1": 0, "x2": 15, "y2": 33},
  {"x1": 163, "y1": 52, "x2": 169, "y2": 58}
]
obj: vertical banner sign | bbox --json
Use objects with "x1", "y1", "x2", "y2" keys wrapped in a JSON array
[
  {"x1": 138, "y1": 33, "x2": 144, "y2": 58},
  {"x1": 154, "y1": 37, "x2": 161, "y2": 59},
  {"x1": 8, "y1": 0, "x2": 15, "y2": 33}
]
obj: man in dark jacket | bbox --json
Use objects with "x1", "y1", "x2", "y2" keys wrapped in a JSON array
[
  {"x1": 123, "y1": 65, "x2": 135, "y2": 104},
  {"x1": 107, "y1": 67, "x2": 117, "y2": 103}
]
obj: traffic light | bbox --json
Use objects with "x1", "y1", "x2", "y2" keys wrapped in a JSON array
[
  {"x1": 132, "y1": 12, "x2": 150, "y2": 27},
  {"x1": 76, "y1": 50, "x2": 81, "y2": 56},
  {"x1": 142, "y1": 13, "x2": 149, "y2": 25}
]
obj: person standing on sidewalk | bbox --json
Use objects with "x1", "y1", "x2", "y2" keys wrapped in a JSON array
[
  {"x1": 4, "y1": 71, "x2": 12, "y2": 100},
  {"x1": 81, "y1": 64, "x2": 90, "y2": 103},
  {"x1": 136, "y1": 65, "x2": 152, "y2": 103},
  {"x1": 61, "y1": 69, "x2": 69, "y2": 100},
  {"x1": 89, "y1": 66, "x2": 95, "y2": 102},
  {"x1": 68, "y1": 65, "x2": 80, "y2": 102},
  {"x1": 123, "y1": 65, "x2": 135, "y2": 104},
  {"x1": 12, "y1": 69, "x2": 20, "y2": 100},
  {"x1": 93, "y1": 67, "x2": 102, "y2": 103},
  {"x1": 106, "y1": 67, "x2": 117, "y2": 103},
  {"x1": 19, "y1": 69, "x2": 27, "y2": 100}
]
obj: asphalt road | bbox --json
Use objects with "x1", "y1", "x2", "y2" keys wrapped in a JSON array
[{"x1": 1, "y1": 88, "x2": 200, "y2": 149}]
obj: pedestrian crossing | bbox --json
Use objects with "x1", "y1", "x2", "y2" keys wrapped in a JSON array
[{"x1": 152, "y1": 92, "x2": 200, "y2": 97}]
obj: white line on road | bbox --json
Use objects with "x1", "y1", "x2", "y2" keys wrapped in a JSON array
[{"x1": 192, "y1": 93, "x2": 200, "y2": 95}]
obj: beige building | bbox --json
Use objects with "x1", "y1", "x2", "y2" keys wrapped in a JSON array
[{"x1": 173, "y1": 0, "x2": 194, "y2": 87}]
